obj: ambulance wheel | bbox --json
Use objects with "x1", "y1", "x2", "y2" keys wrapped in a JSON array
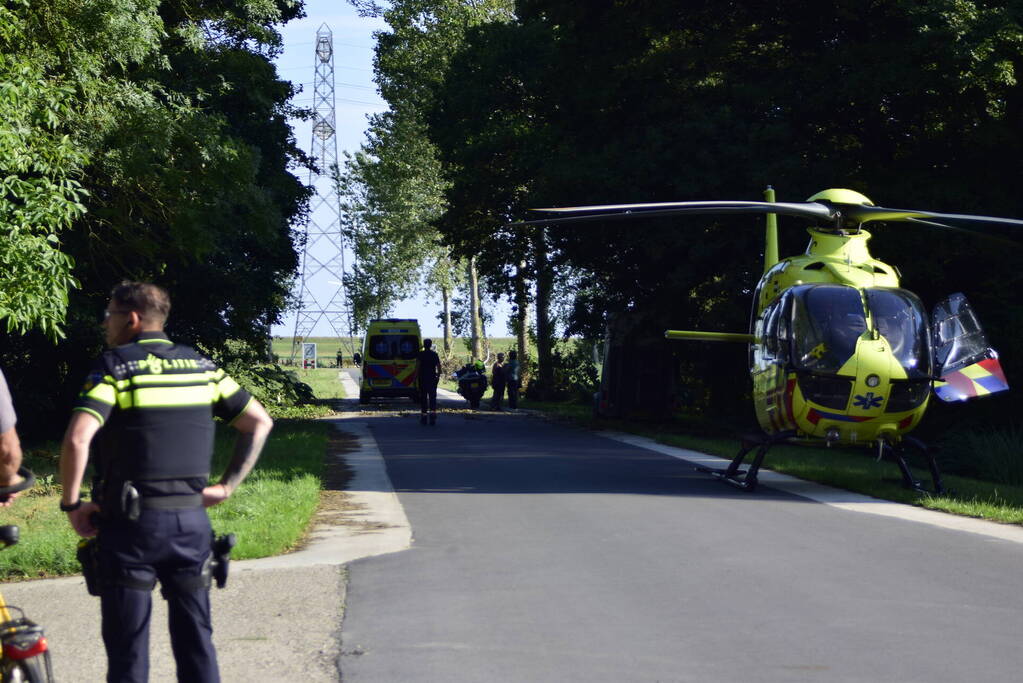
[{"x1": 359, "y1": 391, "x2": 370, "y2": 405}]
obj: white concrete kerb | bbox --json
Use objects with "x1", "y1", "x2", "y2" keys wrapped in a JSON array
[{"x1": 236, "y1": 417, "x2": 412, "y2": 572}]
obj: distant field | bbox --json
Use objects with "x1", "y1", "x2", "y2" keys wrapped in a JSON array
[{"x1": 270, "y1": 335, "x2": 527, "y2": 367}]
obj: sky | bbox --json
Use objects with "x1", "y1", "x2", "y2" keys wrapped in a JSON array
[{"x1": 270, "y1": 1, "x2": 512, "y2": 340}]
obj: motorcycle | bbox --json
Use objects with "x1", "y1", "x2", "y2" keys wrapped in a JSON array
[{"x1": 453, "y1": 364, "x2": 488, "y2": 409}]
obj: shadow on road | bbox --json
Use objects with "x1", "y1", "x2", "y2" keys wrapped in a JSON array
[{"x1": 334, "y1": 406, "x2": 812, "y2": 504}]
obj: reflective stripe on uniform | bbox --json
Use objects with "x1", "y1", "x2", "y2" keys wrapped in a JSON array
[
  {"x1": 84, "y1": 380, "x2": 117, "y2": 406},
  {"x1": 129, "y1": 372, "x2": 217, "y2": 386},
  {"x1": 215, "y1": 376, "x2": 242, "y2": 400},
  {"x1": 72, "y1": 406, "x2": 106, "y2": 425},
  {"x1": 130, "y1": 384, "x2": 217, "y2": 408}
]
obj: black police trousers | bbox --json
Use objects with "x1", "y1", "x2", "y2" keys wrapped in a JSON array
[
  {"x1": 98, "y1": 507, "x2": 218, "y2": 683},
  {"x1": 419, "y1": 379, "x2": 438, "y2": 415}
]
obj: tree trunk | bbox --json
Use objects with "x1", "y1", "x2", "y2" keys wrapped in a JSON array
[
  {"x1": 442, "y1": 284, "x2": 452, "y2": 357},
  {"x1": 534, "y1": 229, "x2": 554, "y2": 400},
  {"x1": 468, "y1": 255, "x2": 483, "y2": 360},
  {"x1": 515, "y1": 258, "x2": 529, "y2": 366}
]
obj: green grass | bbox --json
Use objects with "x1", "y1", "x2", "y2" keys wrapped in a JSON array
[
  {"x1": 0, "y1": 420, "x2": 333, "y2": 580},
  {"x1": 289, "y1": 367, "x2": 346, "y2": 400},
  {"x1": 521, "y1": 399, "x2": 1023, "y2": 526},
  {"x1": 271, "y1": 336, "x2": 359, "y2": 366},
  {"x1": 206, "y1": 420, "x2": 330, "y2": 558}
]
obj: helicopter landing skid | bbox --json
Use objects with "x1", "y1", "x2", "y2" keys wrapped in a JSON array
[
  {"x1": 695, "y1": 432, "x2": 796, "y2": 492},
  {"x1": 882, "y1": 436, "x2": 945, "y2": 495}
]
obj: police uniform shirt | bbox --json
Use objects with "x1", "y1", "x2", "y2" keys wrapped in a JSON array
[{"x1": 73, "y1": 331, "x2": 253, "y2": 492}]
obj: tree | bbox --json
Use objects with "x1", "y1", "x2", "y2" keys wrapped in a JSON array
[
  {"x1": 0, "y1": 0, "x2": 309, "y2": 434},
  {"x1": 340, "y1": 0, "x2": 514, "y2": 350},
  {"x1": 427, "y1": 0, "x2": 1023, "y2": 418}
]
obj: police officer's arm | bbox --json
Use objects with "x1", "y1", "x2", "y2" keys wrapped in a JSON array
[
  {"x1": 202, "y1": 399, "x2": 273, "y2": 508},
  {"x1": 59, "y1": 411, "x2": 102, "y2": 537}
]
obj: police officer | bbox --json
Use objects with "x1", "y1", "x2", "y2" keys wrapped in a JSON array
[
  {"x1": 489, "y1": 353, "x2": 506, "y2": 411},
  {"x1": 415, "y1": 339, "x2": 441, "y2": 425},
  {"x1": 505, "y1": 350, "x2": 521, "y2": 409},
  {"x1": 59, "y1": 282, "x2": 274, "y2": 683}
]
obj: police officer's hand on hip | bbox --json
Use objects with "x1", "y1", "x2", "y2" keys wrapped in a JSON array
[{"x1": 58, "y1": 281, "x2": 273, "y2": 683}]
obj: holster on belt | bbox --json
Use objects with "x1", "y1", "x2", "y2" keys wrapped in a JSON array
[
  {"x1": 210, "y1": 533, "x2": 236, "y2": 589},
  {"x1": 76, "y1": 538, "x2": 102, "y2": 597}
]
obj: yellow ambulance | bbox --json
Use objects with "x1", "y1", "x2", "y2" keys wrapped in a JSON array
[{"x1": 358, "y1": 318, "x2": 421, "y2": 404}]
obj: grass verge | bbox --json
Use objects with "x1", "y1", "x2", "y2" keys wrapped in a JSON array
[
  {"x1": 520, "y1": 398, "x2": 1023, "y2": 527},
  {"x1": 0, "y1": 420, "x2": 333, "y2": 580},
  {"x1": 289, "y1": 368, "x2": 346, "y2": 400}
]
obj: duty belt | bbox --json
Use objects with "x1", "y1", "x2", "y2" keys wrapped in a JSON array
[{"x1": 141, "y1": 493, "x2": 203, "y2": 509}]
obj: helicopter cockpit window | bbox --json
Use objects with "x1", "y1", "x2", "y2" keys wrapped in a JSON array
[
  {"x1": 865, "y1": 288, "x2": 932, "y2": 379},
  {"x1": 762, "y1": 302, "x2": 781, "y2": 359},
  {"x1": 932, "y1": 293, "x2": 991, "y2": 374},
  {"x1": 760, "y1": 297, "x2": 791, "y2": 363},
  {"x1": 790, "y1": 285, "x2": 866, "y2": 374}
]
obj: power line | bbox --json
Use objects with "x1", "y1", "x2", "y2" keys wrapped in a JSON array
[
  {"x1": 292, "y1": 97, "x2": 386, "y2": 107},
  {"x1": 293, "y1": 80, "x2": 378, "y2": 91},
  {"x1": 286, "y1": 40, "x2": 376, "y2": 50},
  {"x1": 278, "y1": 64, "x2": 374, "y2": 73}
]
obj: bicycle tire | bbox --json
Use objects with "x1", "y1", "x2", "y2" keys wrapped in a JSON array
[{"x1": 2, "y1": 652, "x2": 54, "y2": 683}]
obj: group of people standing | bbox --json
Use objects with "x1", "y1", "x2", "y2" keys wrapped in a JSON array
[
  {"x1": 488, "y1": 351, "x2": 521, "y2": 411},
  {"x1": 414, "y1": 342, "x2": 523, "y2": 424}
]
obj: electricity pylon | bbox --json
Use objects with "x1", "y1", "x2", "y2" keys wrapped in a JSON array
[{"x1": 291, "y1": 23, "x2": 355, "y2": 363}]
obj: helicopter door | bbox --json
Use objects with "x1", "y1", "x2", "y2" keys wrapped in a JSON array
[{"x1": 931, "y1": 293, "x2": 1009, "y2": 402}]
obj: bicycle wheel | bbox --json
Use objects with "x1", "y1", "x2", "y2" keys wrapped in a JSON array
[{"x1": 2, "y1": 652, "x2": 54, "y2": 683}]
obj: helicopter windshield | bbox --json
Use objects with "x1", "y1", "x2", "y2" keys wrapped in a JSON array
[
  {"x1": 790, "y1": 285, "x2": 866, "y2": 374},
  {"x1": 865, "y1": 288, "x2": 932, "y2": 378}
]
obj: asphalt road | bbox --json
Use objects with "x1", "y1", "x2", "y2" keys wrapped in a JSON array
[
  {"x1": 338, "y1": 408, "x2": 1023, "y2": 682},
  {"x1": 7, "y1": 373, "x2": 1023, "y2": 682}
]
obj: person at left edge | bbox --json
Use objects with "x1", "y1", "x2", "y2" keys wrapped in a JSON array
[
  {"x1": 0, "y1": 367, "x2": 25, "y2": 506},
  {"x1": 58, "y1": 282, "x2": 274, "y2": 683}
]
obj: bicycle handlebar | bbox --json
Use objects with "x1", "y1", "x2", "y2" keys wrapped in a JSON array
[{"x1": 0, "y1": 467, "x2": 35, "y2": 503}]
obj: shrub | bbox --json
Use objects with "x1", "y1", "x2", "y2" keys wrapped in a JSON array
[
  {"x1": 937, "y1": 426, "x2": 1023, "y2": 486},
  {"x1": 213, "y1": 340, "x2": 315, "y2": 409},
  {"x1": 526, "y1": 340, "x2": 599, "y2": 403}
]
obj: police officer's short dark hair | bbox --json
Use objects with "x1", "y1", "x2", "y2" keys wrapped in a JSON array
[
  {"x1": 423, "y1": 339, "x2": 432, "y2": 349},
  {"x1": 111, "y1": 281, "x2": 171, "y2": 327}
]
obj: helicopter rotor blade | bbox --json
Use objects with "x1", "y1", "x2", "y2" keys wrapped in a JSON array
[
  {"x1": 845, "y1": 203, "x2": 1023, "y2": 229},
  {"x1": 510, "y1": 200, "x2": 836, "y2": 227},
  {"x1": 509, "y1": 198, "x2": 1023, "y2": 242}
]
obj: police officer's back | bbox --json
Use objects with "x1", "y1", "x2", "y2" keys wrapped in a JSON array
[{"x1": 59, "y1": 282, "x2": 274, "y2": 683}]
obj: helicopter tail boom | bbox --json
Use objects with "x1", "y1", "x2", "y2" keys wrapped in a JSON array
[{"x1": 665, "y1": 330, "x2": 755, "y2": 343}]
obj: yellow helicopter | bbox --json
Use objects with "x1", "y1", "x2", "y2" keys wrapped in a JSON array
[{"x1": 523, "y1": 188, "x2": 1019, "y2": 493}]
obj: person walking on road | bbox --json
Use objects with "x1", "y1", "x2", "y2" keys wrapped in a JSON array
[
  {"x1": 59, "y1": 281, "x2": 274, "y2": 683},
  {"x1": 416, "y1": 338, "x2": 442, "y2": 425},
  {"x1": 489, "y1": 353, "x2": 506, "y2": 411},
  {"x1": 505, "y1": 350, "x2": 521, "y2": 410}
]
